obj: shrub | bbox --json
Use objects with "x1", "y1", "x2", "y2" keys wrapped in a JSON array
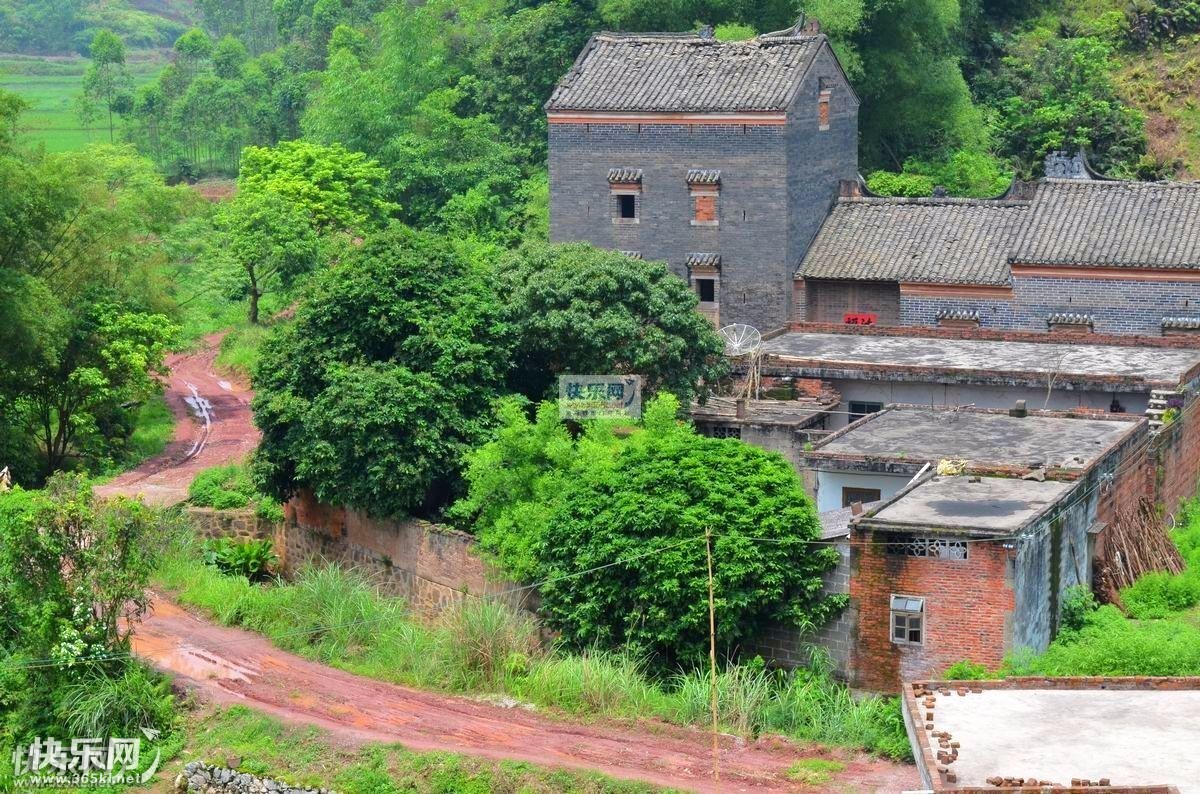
[
  {"x1": 1121, "y1": 571, "x2": 1200, "y2": 618},
  {"x1": 942, "y1": 660, "x2": 991, "y2": 680},
  {"x1": 1060, "y1": 584, "x2": 1100, "y2": 629},
  {"x1": 57, "y1": 663, "x2": 176, "y2": 738},
  {"x1": 189, "y1": 463, "x2": 255, "y2": 509},
  {"x1": 201, "y1": 537, "x2": 278, "y2": 582},
  {"x1": 440, "y1": 599, "x2": 541, "y2": 690}
]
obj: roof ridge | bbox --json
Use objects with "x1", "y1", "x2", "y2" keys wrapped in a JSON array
[{"x1": 836, "y1": 196, "x2": 1031, "y2": 208}]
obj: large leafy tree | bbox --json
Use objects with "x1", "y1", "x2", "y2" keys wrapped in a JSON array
[
  {"x1": 251, "y1": 228, "x2": 512, "y2": 517},
  {"x1": 454, "y1": 395, "x2": 843, "y2": 666},
  {"x1": 500, "y1": 243, "x2": 728, "y2": 402},
  {"x1": 218, "y1": 190, "x2": 320, "y2": 323},
  {"x1": 237, "y1": 140, "x2": 397, "y2": 232}
]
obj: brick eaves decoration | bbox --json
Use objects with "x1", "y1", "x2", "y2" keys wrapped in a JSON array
[
  {"x1": 784, "y1": 321, "x2": 1200, "y2": 351},
  {"x1": 903, "y1": 677, "x2": 1196, "y2": 793}
]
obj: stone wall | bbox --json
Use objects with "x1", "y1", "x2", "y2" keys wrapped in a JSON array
[
  {"x1": 280, "y1": 491, "x2": 532, "y2": 616},
  {"x1": 185, "y1": 506, "x2": 277, "y2": 543},
  {"x1": 178, "y1": 762, "x2": 332, "y2": 794}
]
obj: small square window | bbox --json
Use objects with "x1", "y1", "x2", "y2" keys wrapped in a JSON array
[
  {"x1": 696, "y1": 278, "x2": 716, "y2": 303},
  {"x1": 842, "y1": 487, "x2": 880, "y2": 508},
  {"x1": 617, "y1": 194, "x2": 636, "y2": 219},
  {"x1": 709, "y1": 425, "x2": 741, "y2": 439},
  {"x1": 848, "y1": 401, "x2": 883, "y2": 422},
  {"x1": 890, "y1": 594, "x2": 924, "y2": 646}
]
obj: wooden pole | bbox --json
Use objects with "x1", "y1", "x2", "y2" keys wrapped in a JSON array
[{"x1": 706, "y1": 527, "x2": 719, "y2": 782}]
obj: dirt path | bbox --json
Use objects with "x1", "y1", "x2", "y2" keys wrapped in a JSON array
[
  {"x1": 134, "y1": 598, "x2": 918, "y2": 793},
  {"x1": 95, "y1": 332, "x2": 259, "y2": 506}
]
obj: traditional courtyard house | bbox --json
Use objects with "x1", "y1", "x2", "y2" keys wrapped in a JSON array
[{"x1": 545, "y1": 20, "x2": 858, "y2": 331}]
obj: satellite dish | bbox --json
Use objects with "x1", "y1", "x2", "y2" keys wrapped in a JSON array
[{"x1": 718, "y1": 324, "x2": 762, "y2": 356}]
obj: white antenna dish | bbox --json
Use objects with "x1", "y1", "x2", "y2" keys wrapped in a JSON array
[{"x1": 718, "y1": 324, "x2": 762, "y2": 357}]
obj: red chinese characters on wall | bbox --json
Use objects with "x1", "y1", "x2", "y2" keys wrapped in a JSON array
[{"x1": 843, "y1": 312, "x2": 877, "y2": 325}]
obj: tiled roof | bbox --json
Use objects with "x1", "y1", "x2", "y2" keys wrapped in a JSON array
[
  {"x1": 607, "y1": 168, "x2": 642, "y2": 183},
  {"x1": 1162, "y1": 316, "x2": 1200, "y2": 329},
  {"x1": 797, "y1": 198, "x2": 1031, "y2": 286},
  {"x1": 686, "y1": 252, "x2": 721, "y2": 269},
  {"x1": 937, "y1": 308, "x2": 980, "y2": 321},
  {"x1": 1047, "y1": 313, "x2": 1094, "y2": 327},
  {"x1": 1011, "y1": 180, "x2": 1200, "y2": 268},
  {"x1": 687, "y1": 169, "x2": 721, "y2": 185},
  {"x1": 618, "y1": 250, "x2": 643, "y2": 259},
  {"x1": 546, "y1": 32, "x2": 824, "y2": 113}
]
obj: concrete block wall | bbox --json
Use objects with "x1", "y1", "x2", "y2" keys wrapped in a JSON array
[{"x1": 743, "y1": 539, "x2": 853, "y2": 678}]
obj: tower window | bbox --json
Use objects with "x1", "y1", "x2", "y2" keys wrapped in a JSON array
[
  {"x1": 617, "y1": 194, "x2": 636, "y2": 219},
  {"x1": 697, "y1": 278, "x2": 716, "y2": 303}
]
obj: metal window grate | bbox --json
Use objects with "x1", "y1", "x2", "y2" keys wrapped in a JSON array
[{"x1": 887, "y1": 534, "x2": 968, "y2": 560}]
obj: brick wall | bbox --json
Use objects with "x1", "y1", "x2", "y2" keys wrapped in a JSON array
[
  {"x1": 281, "y1": 491, "x2": 533, "y2": 616},
  {"x1": 1153, "y1": 393, "x2": 1200, "y2": 516},
  {"x1": 805, "y1": 279, "x2": 901, "y2": 324},
  {"x1": 850, "y1": 530, "x2": 1015, "y2": 691},
  {"x1": 898, "y1": 275, "x2": 1200, "y2": 335}
]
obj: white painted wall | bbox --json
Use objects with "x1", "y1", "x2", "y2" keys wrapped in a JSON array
[
  {"x1": 815, "y1": 470, "x2": 912, "y2": 512},
  {"x1": 826, "y1": 379, "x2": 1147, "y2": 430}
]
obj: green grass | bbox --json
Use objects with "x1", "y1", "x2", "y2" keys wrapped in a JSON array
[
  {"x1": 163, "y1": 705, "x2": 670, "y2": 793},
  {"x1": 125, "y1": 392, "x2": 175, "y2": 464},
  {"x1": 215, "y1": 322, "x2": 270, "y2": 380},
  {"x1": 0, "y1": 55, "x2": 165, "y2": 152},
  {"x1": 787, "y1": 758, "x2": 845, "y2": 786},
  {"x1": 153, "y1": 534, "x2": 911, "y2": 761}
]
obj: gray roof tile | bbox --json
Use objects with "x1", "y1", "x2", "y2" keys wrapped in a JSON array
[
  {"x1": 687, "y1": 169, "x2": 721, "y2": 185},
  {"x1": 607, "y1": 167, "x2": 642, "y2": 183},
  {"x1": 546, "y1": 32, "x2": 824, "y2": 113},
  {"x1": 1012, "y1": 180, "x2": 1200, "y2": 268},
  {"x1": 797, "y1": 197, "x2": 1030, "y2": 286}
]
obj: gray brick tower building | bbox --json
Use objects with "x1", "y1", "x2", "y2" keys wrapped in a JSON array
[{"x1": 545, "y1": 21, "x2": 859, "y2": 331}]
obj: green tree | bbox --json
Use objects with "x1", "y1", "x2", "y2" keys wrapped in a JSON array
[
  {"x1": 499, "y1": 242, "x2": 728, "y2": 402},
  {"x1": 455, "y1": 394, "x2": 843, "y2": 665},
  {"x1": 213, "y1": 34, "x2": 250, "y2": 79},
  {"x1": 0, "y1": 475, "x2": 167, "y2": 736},
  {"x1": 17, "y1": 298, "x2": 176, "y2": 476},
  {"x1": 251, "y1": 228, "x2": 512, "y2": 517},
  {"x1": 982, "y1": 36, "x2": 1148, "y2": 178},
  {"x1": 237, "y1": 140, "x2": 397, "y2": 232},
  {"x1": 82, "y1": 29, "x2": 131, "y2": 144},
  {"x1": 173, "y1": 27, "x2": 214, "y2": 84},
  {"x1": 219, "y1": 190, "x2": 320, "y2": 323}
]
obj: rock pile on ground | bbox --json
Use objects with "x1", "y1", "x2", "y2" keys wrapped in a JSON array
[{"x1": 175, "y1": 761, "x2": 336, "y2": 794}]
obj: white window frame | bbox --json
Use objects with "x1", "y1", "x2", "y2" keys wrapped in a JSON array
[{"x1": 890, "y1": 594, "x2": 925, "y2": 646}]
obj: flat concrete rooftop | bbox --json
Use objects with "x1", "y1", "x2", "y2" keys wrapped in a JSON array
[
  {"x1": 761, "y1": 331, "x2": 1200, "y2": 389},
  {"x1": 816, "y1": 407, "x2": 1140, "y2": 469},
  {"x1": 867, "y1": 475, "x2": 1072, "y2": 534},
  {"x1": 690, "y1": 396, "x2": 832, "y2": 426},
  {"x1": 919, "y1": 686, "x2": 1200, "y2": 792}
]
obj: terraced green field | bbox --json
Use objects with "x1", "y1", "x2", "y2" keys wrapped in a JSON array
[{"x1": 0, "y1": 53, "x2": 165, "y2": 151}]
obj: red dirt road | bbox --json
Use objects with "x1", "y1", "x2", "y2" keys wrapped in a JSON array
[
  {"x1": 135, "y1": 598, "x2": 918, "y2": 793},
  {"x1": 95, "y1": 332, "x2": 259, "y2": 506}
]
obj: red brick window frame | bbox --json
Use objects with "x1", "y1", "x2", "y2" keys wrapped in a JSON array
[
  {"x1": 818, "y1": 77, "x2": 832, "y2": 131},
  {"x1": 690, "y1": 186, "x2": 719, "y2": 227}
]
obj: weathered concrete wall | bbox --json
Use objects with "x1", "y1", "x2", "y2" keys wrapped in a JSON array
[
  {"x1": 814, "y1": 469, "x2": 911, "y2": 513},
  {"x1": 281, "y1": 491, "x2": 533, "y2": 615}
]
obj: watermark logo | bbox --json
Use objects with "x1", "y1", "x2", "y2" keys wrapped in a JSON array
[
  {"x1": 559, "y1": 375, "x2": 642, "y2": 420},
  {"x1": 11, "y1": 728, "x2": 161, "y2": 788}
]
